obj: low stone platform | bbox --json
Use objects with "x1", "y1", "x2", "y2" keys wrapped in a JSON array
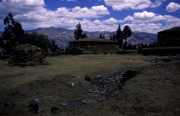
[{"x1": 67, "y1": 38, "x2": 119, "y2": 54}]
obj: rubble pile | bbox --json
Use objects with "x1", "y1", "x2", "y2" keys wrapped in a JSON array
[
  {"x1": 8, "y1": 44, "x2": 49, "y2": 66},
  {"x1": 86, "y1": 67, "x2": 136, "y2": 101},
  {"x1": 145, "y1": 54, "x2": 180, "y2": 65}
]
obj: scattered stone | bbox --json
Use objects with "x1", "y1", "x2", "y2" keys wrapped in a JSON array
[
  {"x1": 51, "y1": 106, "x2": 60, "y2": 114},
  {"x1": 81, "y1": 100, "x2": 95, "y2": 104},
  {"x1": 88, "y1": 89, "x2": 93, "y2": 93},
  {"x1": 90, "y1": 79, "x2": 96, "y2": 85},
  {"x1": 4, "y1": 100, "x2": 16, "y2": 111},
  {"x1": 85, "y1": 76, "x2": 91, "y2": 81},
  {"x1": 61, "y1": 102, "x2": 73, "y2": 108},
  {"x1": 69, "y1": 82, "x2": 75, "y2": 88},
  {"x1": 96, "y1": 74, "x2": 102, "y2": 79},
  {"x1": 145, "y1": 55, "x2": 180, "y2": 65},
  {"x1": 29, "y1": 100, "x2": 38, "y2": 114},
  {"x1": 86, "y1": 67, "x2": 136, "y2": 100},
  {"x1": 122, "y1": 69, "x2": 135, "y2": 79},
  {"x1": 41, "y1": 110, "x2": 45, "y2": 113},
  {"x1": 161, "y1": 58, "x2": 172, "y2": 62},
  {"x1": 51, "y1": 102, "x2": 73, "y2": 114},
  {"x1": 11, "y1": 91, "x2": 18, "y2": 95}
]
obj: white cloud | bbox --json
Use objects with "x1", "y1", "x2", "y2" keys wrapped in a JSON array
[
  {"x1": 55, "y1": 5, "x2": 109, "y2": 18},
  {"x1": 123, "y1": 11, "x2": 180, "y2": 33},
  {"x1": 104, "y1": 0, "x2": 165, "y2": 11},
  {"x1": 0, "y1": 0, "x2": 179, "y2": 34},
  {"x1": 125, "y1": 23, "x2": 163, "y2": 33},
  {"x1": 103, "y1": 17, "x2": 117, "y2": 24},
  {"x1": 104, "y1": 0, "x2": 151, "y2": 11},
  {"x1": 124, "y1": 15, "x2": 134, "y2": 21},
  {"x1": 166, "y1": 2, "x2": 180, "y2": 12},
  {"x1": 134, "y1": 11, "x2": 155, "y2": 20},
  {"x1": 0, "y1": 0, "x2": 110, "y2": 30},
  {"x1": 150, "y1": 0, "x2": 164, "y2": 8},
  {"x1": 123, "y1": 11, "x2": 166, "y2": 23}
]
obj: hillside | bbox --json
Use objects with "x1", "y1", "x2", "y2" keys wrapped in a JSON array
[{"x1": 0, "y1": 27, "x2": 157, "y2": 48}]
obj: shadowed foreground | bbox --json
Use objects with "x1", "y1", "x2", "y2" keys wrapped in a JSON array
[{"x1": 0, "y1": 54, "x2": 179, "y2": 115}]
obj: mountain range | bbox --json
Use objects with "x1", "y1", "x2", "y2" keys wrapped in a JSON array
[{"x1": 0, "y1": 27, "x2": 157, "y2": 48}]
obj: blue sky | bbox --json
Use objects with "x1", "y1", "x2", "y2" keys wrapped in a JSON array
[{"x1": 0, "y1": 0, "x2": 180, "y2": 33}]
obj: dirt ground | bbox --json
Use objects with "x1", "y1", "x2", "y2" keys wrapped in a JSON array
[{"x1": 0, "y1": 58, "x2": 180, "y2": 116}]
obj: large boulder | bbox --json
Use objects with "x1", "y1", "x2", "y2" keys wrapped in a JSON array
[{"x1": 8, "y1": 44, "x2": 49, "y2": 66}]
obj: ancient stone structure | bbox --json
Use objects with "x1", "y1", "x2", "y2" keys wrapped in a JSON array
[
  {"x1": 158, "y1": 26, "x2": 180, "y2": 47},
  {"x1": 8, "y1": 44, "x2": 49, "y2": 66},
  {"x1": 139, "y1": 27, "x2": 180, "y2": 56},
  {"x1": 67, "y1": 38, "x2": 119, "y2": 54}
]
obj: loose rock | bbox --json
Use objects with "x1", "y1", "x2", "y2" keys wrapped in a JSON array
[
  {"x1": 29, "y1": 100, "x2": 38, "y2": 114},
  {"x1": 81, "y1": 100, "x2": 95, "y2": 104}
]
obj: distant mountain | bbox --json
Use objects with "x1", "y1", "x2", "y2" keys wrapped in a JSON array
[{"x1": 0, "y1": 27, "x2": 157, "y2": 48}]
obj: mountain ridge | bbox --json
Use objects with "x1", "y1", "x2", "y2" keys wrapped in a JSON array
[{"x1": 0, "y1": 27, "x2": 157, "y2": 48}]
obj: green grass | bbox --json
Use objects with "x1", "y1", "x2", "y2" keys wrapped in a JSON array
[{"x1": 0, "y1": 53, "x2": 166, "y2": 89}]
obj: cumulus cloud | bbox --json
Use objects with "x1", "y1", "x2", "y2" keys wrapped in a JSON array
[
  {"x1": 0, "y1": 0, "x2": 110, "y2": 30},
  {"x1": 125, "y1": 23, "x2": 163, "y2": 33},
  {"x1": 123, "y1": 11, "x2": 180, "y2": 33},
  {"x1": 104, "y1": 0, "x2": 152, "y2": 11},
  {"x1": 124, "y1": 15, "x2": 134, "y2": 21},
  {"x1": 123, "y1": 11, "x2": 167, "y2": 23},
  {"x1": 55, "y1": 5, "x2": 109, "y2": 18},
  {"x1": 0, "y1": 0, "x2": 180, "y2": 33},
  {"x1": 104, "y1": 0, "x2": 165, "y2": 11},
  {"x1": 133, "y1": 11, "x2": 155, "y2": 20},
  {"x1": 0, "y1": 0, "x2": 45, "y2": 19},
  {"x1": 150, "y1": 0, "x2": 164, "y2": 8},
  {"x1": 166, "y1": 2, "x2": 180, "y2": 12},
  {"x1": 102, "y1": 17, "x2": 124, "y2": 24}
]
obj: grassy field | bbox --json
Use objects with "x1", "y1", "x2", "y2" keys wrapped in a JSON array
[
  {"x1": 0, "y1": 54, "x2": 165, "y2": 89},
  {"x1": 0, "y1": 53, "x2": 179, "y2": 116}
]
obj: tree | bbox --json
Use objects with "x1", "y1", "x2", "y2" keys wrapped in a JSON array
[
  {"x1": 0, "y1": 37, "x2": 4, "y2": 47},
  {"x1": 122, "y1": 25, "x2": 132, "y2": 40},
  {"x1": 99, "y1": 34, "x2": 102, "y2": 38},
  {"x1": 102, "y1": 35, "x2": 105, "y2": 39},
  {"x1": 112, "y1": 35, "x2": 116, "y2": 41},
  {"x1": 2, "y1": 13, "x2": 25, "y2": 54},
  {"x1": 74, "y1": 23, "x2": 83, "y2": 40},
  {"x1": 122, "y1": 25, "x2": 132, "y2": 49},
  {"x1": 21, "y1": 32, "x2": 59, "y2": 52},
  {"x1": 115, "y1": 24, "x2": 123, "y2": 48},
  {"x1": 81, "y1": 33, "x2": 88, "y2": 38},
  {"x1": 116, "y1": 24, "x2": 122, "y2": 41},
  {"x1": 110, "y1": 36, "x2": 113, "y2": 40}
]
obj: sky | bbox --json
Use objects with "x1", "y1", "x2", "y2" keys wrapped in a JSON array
[{"x1": 0, "y1": 0, "x2": 180, "y2": 33}]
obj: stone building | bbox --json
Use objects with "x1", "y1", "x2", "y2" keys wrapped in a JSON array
[
  {"x1": 158, "y1": 26, "x2": 180, "y2": 47},
  {"x1": 67, "y1": 38, "x2": 119, "y2": 54}
]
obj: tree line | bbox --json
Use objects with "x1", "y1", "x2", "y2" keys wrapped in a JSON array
[{"x1": 0, "y1": 13, "x2": 59, "y2": 55}]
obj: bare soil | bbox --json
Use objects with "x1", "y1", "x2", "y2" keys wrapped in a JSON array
[{"x1": 0, "y1": 56, "x2": 180, "y2": 116}]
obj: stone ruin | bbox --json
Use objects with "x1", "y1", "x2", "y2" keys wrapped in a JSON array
[
  {"x1": 8, "y1": 44, "x2": 49, "y2": 66},
  {"x1": 67, "y1": 38, "x2": 119, "y2": 55},
  {"x1": 85, "y1": 67, "x2": 136, "y2": 102}
]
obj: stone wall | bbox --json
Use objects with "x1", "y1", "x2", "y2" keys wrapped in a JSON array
[
  {"x1": 138, "y1": 47, "x2": 180, "y2": 56},
  {"x1": 67, "y1": 39, "x2": 119, "y2": 54},
  {"x1": 158, "y1": 29, "x2": 180, "y2": 47}
]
